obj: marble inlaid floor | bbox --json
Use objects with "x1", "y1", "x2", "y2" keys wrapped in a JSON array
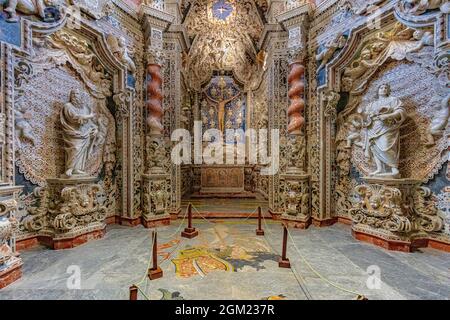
[{"x1": 1, "y1": 220, "x2": 449, "y2": 300}]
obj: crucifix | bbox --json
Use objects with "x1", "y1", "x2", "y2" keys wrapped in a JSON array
[{"x1": 205, "y1": 75, "x2": 241, "y2": 133}]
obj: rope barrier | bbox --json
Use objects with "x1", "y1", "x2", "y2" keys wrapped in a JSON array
[
  {"x1": 191, "y1": 205, "x2": 217, "y2": 225},
  {"x1": 191, "y1": 204, "x2": 261, "y2": 239},
  {"x1": 131, "y1": 228, "x2": 187, "y2": 300},
  {"x1": 135, "y1": 232, "x2": 155, "y2": 287},
  {"x1": 130, "y1": 205, "x2": 195, "y2": 300},
  {"x1": 260, "y1": 210, "x2": 278, "y2": 237},
  {"x1": 286, "y1": 228, "x2": 364, "y2": 298},
  {"x1": 130, "y1": 203, "x2": 364, "y2": 300},
  {"x1": 156, "y1": 204, "x2": 189, "y2": 240},
  {"x1": 129, "y1": 230, "x2": 156, "y2": 300},
  {"x1": 135, "y1": 283, "x2": 151, "y2": 300},
  {"x1": 191, "y1": 203, "x2": 259, "y2": 224},
  {"x1": 259, "y1": 213, "x2": 313, "y2": 300},
  {"x1": 260, "y1": 211, "x2": 364, "y2": 299}
]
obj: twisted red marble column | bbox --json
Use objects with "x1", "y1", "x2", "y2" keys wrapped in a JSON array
[
  {"x1": 287, "y1": 62, "x2": 305, "y2": 135},
  {"x1": 146, "y1": 63, "x2": 164, "y2": 135}
]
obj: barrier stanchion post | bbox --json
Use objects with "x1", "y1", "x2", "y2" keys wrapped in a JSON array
[
  {"x1": 279, "y1": 223, "x2": 291, "y2": 268},
  {"x1": 181, "y1": 203, "x2": 199, "y2": 239},
  {"x1": 129, "y1": 285, "x2": 138, "y2": 300},
  {"x1": 148, "y1": 231, "x2": 163, "y2": 280},
  {"x1": 256, "y1": 206, "x2": 264, "y2": 236}
]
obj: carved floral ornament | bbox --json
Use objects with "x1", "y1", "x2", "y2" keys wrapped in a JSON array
[
  {"x1": 146, "y1": 47, "x2": 165, "y2": 66},
  {"x1": 338, "y1": 23, "x2": 437, "y2": 94},
  {"x1": 283, "y1": 180, "x2": 309, "y2": 218},
  {"x1": 331, "y1": 0, "x2": 449, "y2": 19},
  {"x1": 0, "y1": 0, "x2": 115, "y2": 25},
  {"x1": 0, "y1": 0, "x2": 64, "y2": 23},
  {"x1": 48, "y1": 30, "x2": 112, "y2": 97},
  {"x1": 23, "y1": 182, "x2": 107, "y2": 233},
  {"x1": 350, "y1": 183, "x2": 444, "y2": 234},
  {"x1": 0, "y1": 198, "x2": 19, "y2": 267}
]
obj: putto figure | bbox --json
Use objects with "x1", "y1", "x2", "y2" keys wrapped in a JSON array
[
  {"x1": 61, "y1": 89, "x2": 99, "y2": 178},
  {"x1": 107, "y1": 35, "x2": 136, "y2": 73},
  {"x1": 3, "y1": 0, "x2": 46, "y2": 22},
  {"x1": 358, "y1": 83, "x2": 406, "y2": 178}
]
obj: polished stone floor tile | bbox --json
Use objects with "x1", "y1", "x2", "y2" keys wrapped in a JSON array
[{"x1": 0, "y1": 221, "x2": 448, "y2": 300}]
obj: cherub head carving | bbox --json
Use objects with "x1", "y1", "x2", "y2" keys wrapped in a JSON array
[{"x1": 377, "y1": 83, "x2": 391, "y2": 98}]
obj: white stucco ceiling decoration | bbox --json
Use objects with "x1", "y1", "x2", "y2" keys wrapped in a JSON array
[{"x1": 183, "y1": 0, "x2": 265, "y2": 90}]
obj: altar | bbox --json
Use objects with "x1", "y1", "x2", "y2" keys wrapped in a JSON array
[{"x1": 200, "y1": 166, "x2": 245, "y2": 194}]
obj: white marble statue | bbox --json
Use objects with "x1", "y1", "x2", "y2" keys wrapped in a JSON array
[
  {"x1": 345, "y1": 114, "x2": 364, "y2": 148},
  {"x1": 401, "y1": 0, "x2": 450, "y2": 15},
  {"x1": 15, "y1": 104, "x2": 35, "y2": 145},
  {"x1": 61, "y1": 89, "x2": 98, "y2": 178},
  {"x1": 426, "y1": 93, "x2": 450, "y2": 145},
  {"x1": 316, "y1": 32, "x2": 346, "y2": 71},
  {"x1": 358, "y1": 83, "x2": 406, "y2": 178},
  {"x1": 3, "y1": 0, "x2": 46, "y2": 22},
  {"x1": 106, "y1": 35, "x2": 136, "y2": 73}
]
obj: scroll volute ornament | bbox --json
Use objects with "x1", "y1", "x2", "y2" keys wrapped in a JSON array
[
  {"x1": 287, "y1": 61, "x2": 305, "y2": 134},
  {"x1": 146, "y1": 63, "x2": 164, "y2": 135}
]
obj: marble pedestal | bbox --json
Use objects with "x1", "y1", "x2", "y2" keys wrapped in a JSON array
[
  {"x1": 24, "y1": 176, "x2": 107, "y2": 250},
  {"x1": 0, "y1": 185, "x2": 23, "y2": 288},
  {"x1": 0, "y1": 257, "x2": 22, "y2": 289},
  {"x1": 141, "y1": 173, "x2": 171, "y2": 228},
  {"x1": 350, "y1": 177, "x2": 449, "y2": 252},
  {"x1": 281, "y1": 173, "x2": 311, "y2": 229}
]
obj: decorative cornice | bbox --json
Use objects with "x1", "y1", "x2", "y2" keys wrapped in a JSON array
[
  {"x1": 313, "y1": 0, "x2": 339, "y2": 15},
  {"x1": 258, "y1": 23, "x2": 286, "y2": 50},
  {"x1": 141, "y1": 5, "x2": 175, "y2": 47},
  {"x1": 276, "y1": 3, "x2": 312, "y2": 24},
  {"x1": 140, "y1": 4, "x2": 175, "y2": 28},
  {"x1": 112, "y1": 0, "x2": 140, "y2": 21},
  {"x1": 166, "y1": 24, "x2": 191, "y2": 52},
  {"x1": 165, "y1": 0, "x2": 184, "y2": 24},
  {"x1": 0, "y1": 185, "x2": 23, "y2": 197}
]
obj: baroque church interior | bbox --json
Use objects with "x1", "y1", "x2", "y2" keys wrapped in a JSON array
[{"x1": 0, "y1": 0, "x2": 449, "y2": 301}]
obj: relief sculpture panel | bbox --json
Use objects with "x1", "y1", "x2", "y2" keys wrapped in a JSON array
[
  {"x1": 14, "y1": 66, "x2": 116, "y2": 187},
  {"x1": 201, "y1": 166, "x2": 245, "y2": 193}
]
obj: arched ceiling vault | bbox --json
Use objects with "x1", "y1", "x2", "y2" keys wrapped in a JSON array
[{"x1": 182, "y1": 0, "x2": 267, "y2": 90}]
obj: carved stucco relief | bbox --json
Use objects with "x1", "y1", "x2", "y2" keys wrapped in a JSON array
[
  {"x1": 341, "y1": 60, "x2": 448, "y2": 182},
  {"x1": 14, "y1": 66, "x2": 116, "y2": 186}
]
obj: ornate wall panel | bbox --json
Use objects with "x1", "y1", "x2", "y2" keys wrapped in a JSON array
[
  {"x1": 345, "y1": 61, "x2": 448, "y2": 181},
  {"x1": 14, "y1": 66, "x2": 115, "y2": 186},
  {"x1": 251, "y1": 74, "x2": 269, "y2": 199},
  {"x1": 264, "y1": 34, "x2": 289, "y2": 215},
  {"x1": 310, "y1": 1, "x2": 450, "y2": 241},
  {"x1": 162, "y1": 34, "x2": 183, "y2": 214},
  {"x1": 0, "y1": 2, "x2": 139, "y2": 242},
  {"x1": 0, "y1": 0, "x2": 447, "y2": 255}
]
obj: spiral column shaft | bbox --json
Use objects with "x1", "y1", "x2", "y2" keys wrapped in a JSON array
[
  {"x1": 146, "y1": 63, "x2": 164, "y2": 135},
  {"x1": 287, "y1": 62, "x2": 305, "y2": 134}
]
